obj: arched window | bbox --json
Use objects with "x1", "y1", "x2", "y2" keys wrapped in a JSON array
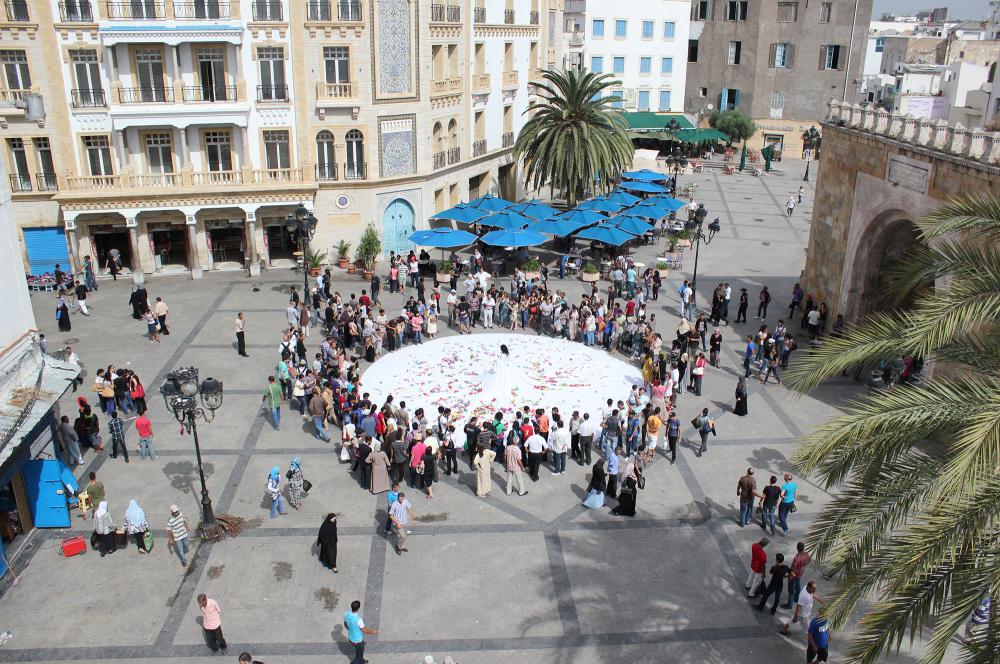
[
  {"x1": 447, "y1": 118, "x2": 458, "y2": 149},
  {"x1": 316, "y1": 130, "x2": 335, "y2": 180},
  {"x1": 432, "y1": 122, "x2": 443, "y2": 149},
  {"x1": 345, "y1": 129, "x2": 365, "y2": 179}
]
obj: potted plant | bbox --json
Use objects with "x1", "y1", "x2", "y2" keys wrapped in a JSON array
[
  {"x1": 580, "y1": 260, "x2": 600, "y2": 283},
  {"x1": 675, "y1": 228, "x2": 693, "y2": 250},
  {"x1": 356, "y1": 224, "x2": 382, "y2": 280},
  {"x1": 335, "y1": 240, "x2": 351, "y2": 269},
  {"x1": 655, "y1": 260, "x2": 670, "y2": 278},
  {"x1": 520, "y1": 258, "x2": 541, "y2": 280},
  {"x1": 436, "y1": 260, "x2": 453, "y2": 284},
  {"x1": 305, "y1": 248, "x2": 327, "y2": 276}
]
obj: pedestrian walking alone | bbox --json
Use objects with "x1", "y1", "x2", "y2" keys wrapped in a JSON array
[
  {"x1": 166, "y1": 505, "x2": 190, "y2": 566},
  {"x1": 235, "y1": 312, "x2": 248, "y2": 357},
  {"x1": 198, "y1": 594, "x2": 228, "y2": 654},
  {"x1": 344, "y1": 600, "x2": 379, "y2": 664}
]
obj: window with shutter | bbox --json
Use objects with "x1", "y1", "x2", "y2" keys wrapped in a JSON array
[{"x1": 776, "y1": 2, "x2": 797, "y2": 22}]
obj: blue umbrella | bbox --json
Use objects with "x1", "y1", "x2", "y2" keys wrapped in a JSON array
[
  {"x1": 613, "y1": 216, "x2": 655, "y2": 236},
  {"x1": 627, "y1": 202, "x2": 675, "y2": 220},
  {"x1": 480, "y1": 228, "x2": 548, "y2": 248},
  {"x1": 468, "y1": 194, "x2": 514, "y2": 212},
  {"x1": 646, "y1": 195, "x2": 686, "y2": 211},
  {"x1": 607, "y1": 190, "x2": 641, "y2": 206},
  {"x1": 526, "y1": 216, "x2": 589, "y2": 237},
  {"x1": 430, "y1": 204, "x2": 489, "y2": 224},
  {"x1": 577, "y1": 197, "x2": 623, "y2": 213},
  {"x1": 619, "y1": 180, "x2": 668, "y2": 193},
  {"x1": 480, "y1": 210, "x2": 534, "y2": 230},
  {"x1": 575, "y1": 223, "x2": 636, "y2": 246},
  {"x1": 408, "y1": 227, "x2": 478, "y2": 248},
  {"x1": 622, "y1": 169, "x2": 669, "y2": 182},
  {"x1": 507, "y1": 200, "x2": 560, "y2": 220},
  {"x1": 558, "y1": 208, "x2": 608, "y2": 226}
]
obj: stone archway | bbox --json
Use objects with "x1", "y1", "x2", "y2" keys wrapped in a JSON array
[{"x1": 847, "y1": 215, "x2": 922, "y2": 320}]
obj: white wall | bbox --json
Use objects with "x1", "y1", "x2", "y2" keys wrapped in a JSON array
[
  {"x1": 941, "y1": 61, "x2": 989, "y2": 108},
  {"x1": 583, "y1": 0, "x2": 690, "y2": 112},
  {"x1": 0, "y1": 158, "x2": 38, "y2": 365},
  {"x1": 862, "y1": 36, "x2": 883, "y2": 77}
]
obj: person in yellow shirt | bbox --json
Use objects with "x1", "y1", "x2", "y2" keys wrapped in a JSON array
[{"x1": 644, "y1": 407, "x2": 662, "y2": 462}]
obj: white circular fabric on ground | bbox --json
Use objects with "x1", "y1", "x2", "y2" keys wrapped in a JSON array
[{"x1": 363, "y1": 334, "x2": 643, "y2": 431}]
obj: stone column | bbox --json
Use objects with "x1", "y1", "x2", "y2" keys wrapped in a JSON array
[
  {"x1": 125, "y1": 214, "x2": 145, "y2": 285},
  {"x1": 178, "y1": 127, "x2": 189, "y2": 168},
  {"x1": 64, "y1": 213, "x2": 81, "y2": 275},
  {"x1": 244, "y1": 207, "x2": 261, "y2": 276},
  {"x1": 185, "y1": 213, "x2": 204, "y2": 279}
]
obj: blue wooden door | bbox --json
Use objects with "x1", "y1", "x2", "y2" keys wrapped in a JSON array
[
  {"x1": 382, "y1": 199, "x2": 414, "y2": 256},
  {"x1": 21, "y1": 459, "x2": 71, "y2": 528}
]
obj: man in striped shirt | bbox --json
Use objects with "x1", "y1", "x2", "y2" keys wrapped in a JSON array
[{"x1": 166, "y1": 505, "x2": 190, "y2": 566}]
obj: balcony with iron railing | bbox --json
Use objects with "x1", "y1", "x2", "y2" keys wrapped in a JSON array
[
  {"x1": 173, "y1": 1, "x2": 232, "y2": 18},
  {"x1": 105, "y1": 1, "x2": 166, "y2": 18},
  {"x1": 316, "y1": 163, "x2": 338, "y2": 181},
  {"x1": 473, "y1": 139, "x2": 486, "y2": 156},
  {"x1": 316, "y1": 81, "x2": 353, "y2": 99},
  {"x1": 473, "y1": 73, "x2": 490, "y2": 92},
  {"x1": 36, "y1": 173, "x2": 58, "y2": 192},
  {"x1": 306, "y1": 0, "x2": 361, "y2": 21},
  {"x1": 58, "y1": 1, "x2": 94, "y2": 21},
  {"x1": 9, "y1": 174, "x2": 31, "y2": 193},
  {"x1": 182, "y1": 85, "x2": 238, "y2": 102},
  {"x1": 257, "y1": 84, "x2": 288, "y2": 102},
  {"x1": 118, "y1": 86, "x2": 174, "y2": 103},
  {"x1": 447, "y1": 147, "x2": 461, "y2": 165},
  {"x1": 343, "y1": 163, "x2": 366, "y2": 180},
  {"x1": 4, "y1": 0, "x2": 29, "y2": 20},
  {"x1": 71, "y1": 89, "x2": 107, "y2": 108},
  {"x1": 430, "y1": 3, "x2": 460, "y2": 21},
  {"x1": 504, "y1": 8, "x2": 514, "y2": 23},
  {"x1": 250, "y1": 1, "x2": 282, "y2": 21},
  {"x1": 473, "y1": 5, "x2": 485, "y2": 22},
  {"x1": 433, "y1": 151, "x2": 446, "y2": 169},
  {"x1": 502, "y1": 131, "x2": 514, "y2": 148},
  {"x1": 529, "y1": 9, "x2": 538, "y2": 24}
]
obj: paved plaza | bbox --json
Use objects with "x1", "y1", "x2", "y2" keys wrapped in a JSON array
[{"x1": 0, "y1": 165, "x2": 940, "y2": 663}]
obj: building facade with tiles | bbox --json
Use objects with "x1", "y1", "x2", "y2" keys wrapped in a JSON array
[{"x1": 2, "y1": 0, "x2": 563, "y2": 279}]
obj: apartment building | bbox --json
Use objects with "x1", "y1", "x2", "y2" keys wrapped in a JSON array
[
  {"x1": 3, "y1": 0, "x2": 562, "y2": 279},
  {"x1": 560, "y1": 0, "x2": 689, "y2": 113},
  {"x1": 684, "y1": 0, "x2": 870, "y2": 159}
]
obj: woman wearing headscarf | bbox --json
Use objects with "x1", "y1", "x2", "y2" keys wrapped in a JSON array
[
  {"x1": 734, "y1": 377, "x2": 749, "y2": 416},
  {"x1": 582, "y1": 459, "x2": 607, "y2": 509},
  {"x1": 612, "y1": 458, "x2": 643, "y2": 517},
  {"x1": 316, "y1": 513, "x2": 338, "y2": 573},
  {"x1": 56, "y1": 296, "x2": 71, "y2": 332},
  {"x1": 93, "y1": 501, "x2": 116, "y2": 556},
  {"x1": 365, "y1": 441, "x2": 391, "y2": 495},
  {"x1": 123, "y1": 499, "x2": 149, "y2": 553},
  {"x1": 473, "y1": 445, "x2": 496, "y2": 497},
  {"x1": 267, "y1": 467, "x2": 286, "y2": 518},
  {"x1": 287, "y1": 457, "x2": 305, "y2": 509}
]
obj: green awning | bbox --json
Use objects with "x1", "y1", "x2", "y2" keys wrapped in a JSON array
[
  {"x1": 622, "y1": 112, "x2": 694, "y2": 130},
  {"x1": 628, "y1": 129, "x2": 677, "y2": 140},
  {"x1": 675, "y1": 128, "x2": 730, "y2": 143}
]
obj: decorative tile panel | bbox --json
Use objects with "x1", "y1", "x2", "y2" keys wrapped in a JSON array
[
  {"x1": 379, "y1": 116, "x2": 416, "y2": 177},
  {"x1": 377, "y1": 0, "x2": 412, "y2": 95}
]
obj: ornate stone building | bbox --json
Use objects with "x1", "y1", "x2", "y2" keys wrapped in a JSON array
[
  {"x1": 2, "y1": 0, "x2": 563, "y2": 278},
  {"x1": 800, "y1": 100, "x2": 1000, "y2": 323}
]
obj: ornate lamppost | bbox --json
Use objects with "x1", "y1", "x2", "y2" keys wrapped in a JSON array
[
  {"x1": 684, "y1": 204, "x2": 722, "y2": 302},
  {"x1": 802, "y1": 126, "x2": 821, "y2": 182},
  {"x1": 284, "y1": 203, "x2": 318, "y2": 306},
  {"x1": 663, "y1": 119, "x2": 688, "y2": 194}
]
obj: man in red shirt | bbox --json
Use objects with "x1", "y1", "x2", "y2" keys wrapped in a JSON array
[
  {"x1": 135, "y1": 412, "x2": 156, "y2": 461},
  {"x1": 746, "y1": 537, "x2": 769, "y2": 597},
  {"x1": 358, "y1": 290, "x2": 371, "y2": 309},
  {"x1": 536, "y1": 409, "x2": 550, "y2": 442}
]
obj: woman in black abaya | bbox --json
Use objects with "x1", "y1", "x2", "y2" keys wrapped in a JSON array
[
  {"x1": 734, "y1": 377, "x2": 749, "y2": 417},
  {"x1": 317, "y1": 513, "x2": 339, "y2": 573}
]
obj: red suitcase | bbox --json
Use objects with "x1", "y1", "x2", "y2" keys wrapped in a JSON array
[{"x1": 61, "y1": 536, "x2": 87, "y2": 558}]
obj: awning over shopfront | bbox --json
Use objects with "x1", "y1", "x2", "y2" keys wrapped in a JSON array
[
  {"x1": 622, "y1": 112, "x2": 694, "y2": 131},
  {"x1": 628, "y1": 127, "x2": 731, "y2": 143}
]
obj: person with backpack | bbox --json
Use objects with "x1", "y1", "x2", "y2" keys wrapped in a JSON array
[{"x1": 694, "y1": 407, "x2": 715, "y2": 457}]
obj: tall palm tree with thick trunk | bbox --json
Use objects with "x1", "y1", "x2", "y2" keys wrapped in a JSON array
[
  {"x1": 513, "y1": 68, "x2": 633, "y2": 207},
  {"x1": 787, "y1": 193, "x2": 1000, "y2": 664}
]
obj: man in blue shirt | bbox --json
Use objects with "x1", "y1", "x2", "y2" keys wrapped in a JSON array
[
  {"x1": 744, "y1": 335, "x2": 757, "y2": 378},
  {"x1": 384, "y1": 482, "x2": 399, "y2": 533},
  {"x1": 807, "y1": 613, "x2": 831, "y2": 662},
  {"x1": 606, "y1": 446, "x2": 621, "y2": 498},
  {"x1": 344, "y1": 600, "x2": 378, "y2": 664},
  {"x1": 779, "y1": 473, "x2": 797, "y2": 536}
]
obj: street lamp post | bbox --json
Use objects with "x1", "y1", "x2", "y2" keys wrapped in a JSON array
[
  {"x1": 284, "y1": 203, "x2": 319, "y2": 307},
  {"x1": 160, "y1": 368, "x2": 224, "y2": 532},
  {"x1": 802, "y1": 126, "x2": 821, "y2": 182},
  {"x1": 663, "y1": 119, "x2": 687, "y2": 194},
  {"x1": 685, "y1": 204, "x2": 722, "y2": 304}
]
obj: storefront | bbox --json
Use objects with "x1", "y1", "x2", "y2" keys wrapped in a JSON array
[
  {"x1": 264, "y1": 218, "x2": 296, "y2": 264},
  {"x1": 147, "y1": 221, "x2": 189, "y2": 270},
  {"x1": 88, "y1": 223, "x2": 132, "y2": 273},
  {"x1": 206, "y1": 219, "x2": 246, "y2": 269},
  {"x1": 21, "y1": 227, "x2": 70, "y2": 277},
  {"x1": 762, "y1": 134, "x2": 784, "y2": 161}
]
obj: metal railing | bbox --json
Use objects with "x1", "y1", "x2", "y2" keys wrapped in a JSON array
[
  {"x1": 473, "y1": 5, "x2": 485, "y2": 22},
  {"x1": 316, "y1": 163, "x2": 338, "y2": 180},
  {"x1": 529, "y1": 9, "x2": 538, "y2": 24},
  {"x1": 58, "y1": 1, "x2": 94, "y2": 20},
  {"x1": 502, "y1": 131, "x2": 514, "y2": 147},
  {"x1": 430, "y1": 3, "x2": 445, "y2": 20},
  {"x1": 433, "y1": 151, "x2": 446, "y2": 169},
  {"x1": 317, "y1": 81, "x2": 353, "y2": 98},
  {"x1": 306, "y1": 0, "x2": 331, "y2": 20},
  {"x1": 182, "y1": 85, "x2": 237, "y2": 102},
  {"x1": 250, "y1": 1, "x2": 282, "y2": 21},
  {"x1": 9, "y1": 173, "x2": 31, "y2": 192},
  {"x1": 71, "y1": 88, "x2": 106, "y2": 108},
  {"x1": 257, "y1": 84, "x2": 288, "y2": 102},
  {"x1": 118, "y1": 86, "x2": 174, "y2": 103},
  {"x1": 173, "y1": 1, "x2": 231, "y2": 18},
  {"x1": 473, "y1": 139, "x2": 486, "y2": 156},
  {"x1": 106, "y1": 1, "x2": 165, "y2": 18},
  {"x1": 36, "y1": 173, "x2": 58, "y2": 191},
  {"x1": 447, "y1": 147, "x2": 461, "y2": 164},
  {"x1": 4, "y1": 0, "x2": 29, "y2": 20},
  {"x1": 343, "y1": 163, "x2": 365, "y2": 180},
  {"x1": 504, "y1": 8, "x2": 514, "y2": 23},
  {"x1": 447, "y1": 4, "x2": 460, "y2": 21}
]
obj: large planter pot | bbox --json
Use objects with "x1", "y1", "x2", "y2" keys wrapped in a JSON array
[
  {"x1": 656, "y1": 268, "x2": 670, "y2": 279},
  {"x1": 308, "y1": 266, "x2": 322, "y2": 276},
  {"x1": 522, "y1": 271, "x2": 540, "y2": 281},
  {"x1": 362, "y1": 270, "x2": 373, "y2": 281},
  {"x1": 675, "y1": 239, "x2": 692, "y2": 250},
  {"x1": 580, "y1": 271, "x2": 599, "y2": 283},
  {"x1": 436, "y1": 274, "x2": 450, "y2": 285},
  {"x1": 337, "y1": 258, "x2": 349, "y2": 269},
  {"x1": 347, "y1": 264, "x2": 357, "y2": 275}
]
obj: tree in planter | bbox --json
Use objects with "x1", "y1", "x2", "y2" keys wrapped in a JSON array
[
  {"x1": 355, "y1": 224, "x2": 382, "y2": 274},
  {"x1": 707, "y1": 110, "x2": 757, "y2": 144},
  {"x1": 306, "y1": 248, "x2": 328, "y2": 272},
  {"x1": 335, "y1": 240, "x2": 351, "y2": 267},
  {"x1": 520, "y1": 258, "x2": 541, "y2": 274}
]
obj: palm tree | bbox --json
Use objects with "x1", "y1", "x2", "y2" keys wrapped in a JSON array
[
  {"x1": 513, "y1": 68, "x2": 633, "y2": 207},
  {"x1": 786, "y1": 193, "x2": 1000, "y2": 664}
]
